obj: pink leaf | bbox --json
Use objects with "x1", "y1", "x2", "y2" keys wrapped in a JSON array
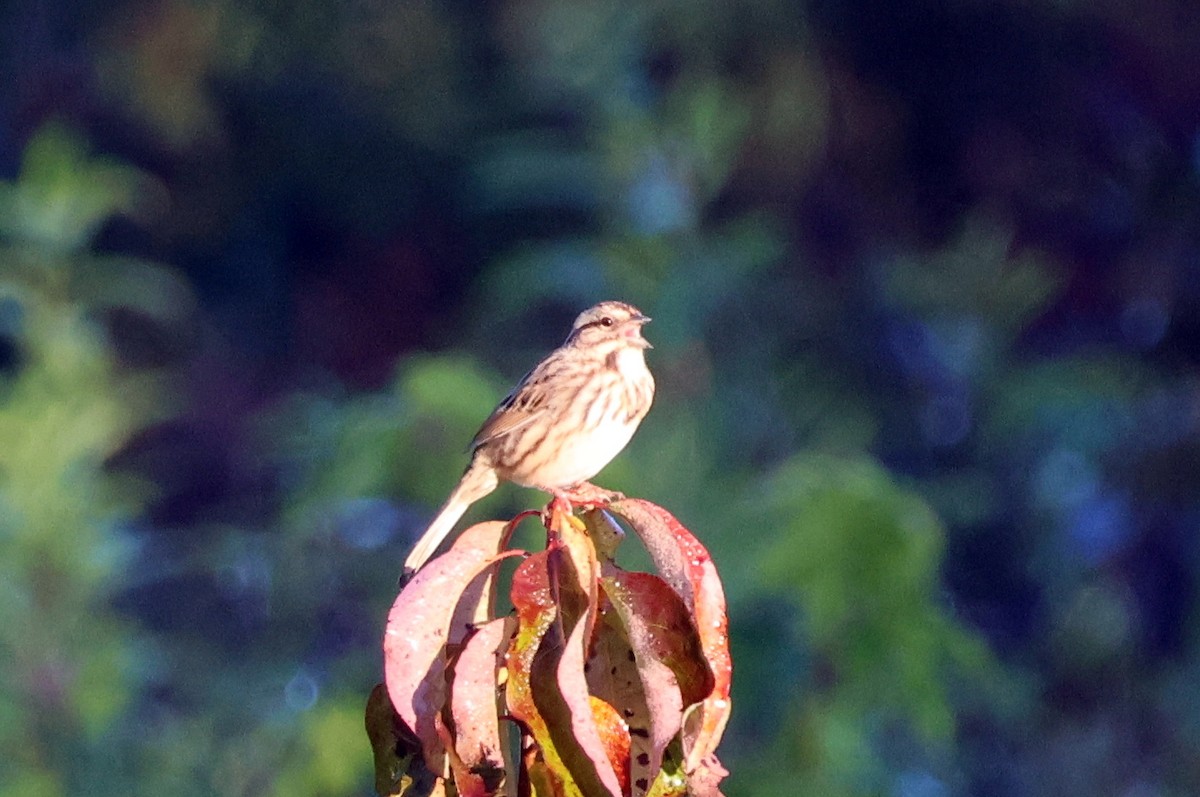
[
  {"x1": 384, "y1": 520, "x2": 518, "y2": 771},
  {"x1": 449, "y1": 616, "x2": 516, "y2": 797},
  {"x1": 685, "y1": 754, "x2": 729, "y2": 797}
]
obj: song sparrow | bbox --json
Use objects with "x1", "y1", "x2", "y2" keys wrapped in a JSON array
[{"x1": 402, "y1": 301, "x2": 655, "y2": 577}]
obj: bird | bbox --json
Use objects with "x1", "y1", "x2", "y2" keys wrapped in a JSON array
[{"x1": 402, "y1": 301, "x2": 655, "y2": 578}]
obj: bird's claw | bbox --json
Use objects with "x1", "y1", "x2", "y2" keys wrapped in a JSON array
[{"x1": 553, "y1": 481, "x2": 625, "y2": 507}]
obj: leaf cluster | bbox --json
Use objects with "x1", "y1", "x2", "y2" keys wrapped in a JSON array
[{"x1": 372, "y1": 500, "x2": 731, "y2": 797}]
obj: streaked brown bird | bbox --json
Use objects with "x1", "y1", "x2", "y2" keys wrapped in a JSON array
[{"x1": 403, "y1": 301, "x2": 655, "y2": 577}]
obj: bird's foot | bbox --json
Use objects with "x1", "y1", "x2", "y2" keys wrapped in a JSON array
[
  {"x1": 541, "y1": 483, "x2": 622, "y2": 534},
  {"x1": 553, "y1": 481, "x2": 625, "y2": 508}
]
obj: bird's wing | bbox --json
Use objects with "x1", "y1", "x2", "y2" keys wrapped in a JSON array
[{"x1": 469, "y1": 360, "x2": 557, "y2": 450}]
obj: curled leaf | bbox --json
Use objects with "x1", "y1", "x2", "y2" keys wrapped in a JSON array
[
  {"x1": 590, "y1": 696, "x2": 632, "y2": 796},
  {"x1": 587, "y1": 603, "x2": 657, "y2": 796},
  {"x1": 449, "y1": 616, "x2": 517, "y2": 797},
  {"x1": 604, "y1": 501, "x2": 732, "y2": 773},
  {"x1": 554, "y1": 508, "x2": 601, "y2": 641},
  {"x1": 534, "y1": 608, "x2": 625, "y2": 797},
  {"x1": 384, "y1": 521, "x2": 518, "y2": 771},
  {"x1": 380, "y1": 499, "x2": 731, "y2": 796},
  {"x1": 601, "y1": 568, "x2": 712, "y2": 784},
  {"x1": 506, "y1": 551, "x2": 577, "y2": 795}
]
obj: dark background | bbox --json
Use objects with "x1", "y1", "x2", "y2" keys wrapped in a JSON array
[{"x1": 2, "y1": 0, "x2": 1199, "y2": 795}]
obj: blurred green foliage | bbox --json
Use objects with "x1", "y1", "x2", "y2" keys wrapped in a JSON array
[
  {"x1": 745, "y1": 455, "x2": 1003, "y2": 795},
  {"x1": 2, "y1": 0, "x2": 1199, "y2": 795},
  {"x1": 0, "y1": 126, "x2": 166, "y2": 793}
]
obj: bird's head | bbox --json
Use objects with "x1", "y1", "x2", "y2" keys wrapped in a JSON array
[{"x1": 567, "y1": 301, "x2": 652, "y2": 351}]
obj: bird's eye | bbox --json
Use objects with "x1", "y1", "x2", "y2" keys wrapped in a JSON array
[{"x1": 600, "y1": 316, "x2": 614, "y2": 327}]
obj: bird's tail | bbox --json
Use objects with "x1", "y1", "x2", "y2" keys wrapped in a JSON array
[{"x1": 402, "y1": 462, "x2": 499, "y2": 579}]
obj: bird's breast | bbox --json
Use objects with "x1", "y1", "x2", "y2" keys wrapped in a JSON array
[
  {"x1": 605, "y1": 345, "x2": 648, "y2": 378},
  {"x1": 495, "y1": 358, "x2": 653, "y2": 490}
]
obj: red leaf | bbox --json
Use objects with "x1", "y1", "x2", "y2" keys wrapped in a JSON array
[
  {"x1": 384, "y1": 520, "x2": 518, "y2": 772},
  {"x1": 590, "y1": 696, "x2": 632, "y2": 796},
  {"x1": 598, "y1": 503, "x2": 693, "y2": 608},
  {"x1": 605, "y1": 501, "x2": 732, "y2": 772},
  {"x1": 449, "y1": 616, "x2": 516, "y2": 797},
  {"x1": 602, "y1": 569, "x2": 714, "y2": 706},
  {"x1": 600, "y1": 568, "x2": 712, "y2": 786}
]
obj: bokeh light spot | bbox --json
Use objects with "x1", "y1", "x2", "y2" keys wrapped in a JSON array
[{"x1": 284, "y1": 669, "x2": 320, "y2": 712}]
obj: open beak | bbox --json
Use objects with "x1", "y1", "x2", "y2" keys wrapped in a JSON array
[{"x1": 627, "y1": 314, "x2": 652, "y2": 348}]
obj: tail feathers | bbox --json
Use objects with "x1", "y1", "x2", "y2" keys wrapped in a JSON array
[
  {"x1": 402, "y1": 464, "x2": 498, "y2": 578},
  {"x1": 402, "y1": 498, "x2": 470, "y2": 577}
]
